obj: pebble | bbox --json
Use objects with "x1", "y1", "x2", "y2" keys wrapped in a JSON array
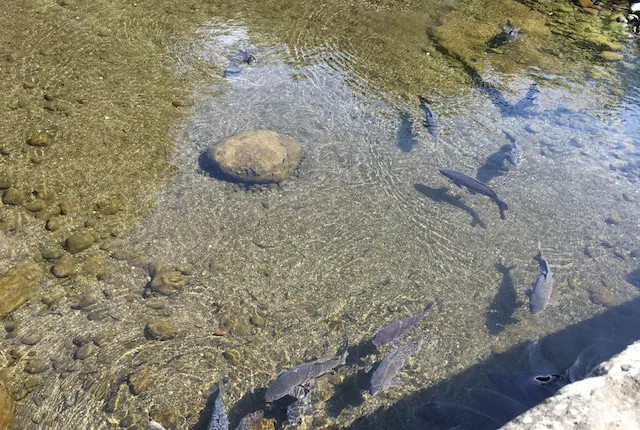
[
  {"x1": 145, "y1": 320, "x2": 178, "y2": 340},
  {"x1": 97, "y1": 199, "x2": 122, "y2": 215},
  {"x1": 74, "y1": 343, "x2": 96, "y2": 360},
  {"x1": 222, "y1": 349, "x2": 241, "y2": 365},
  {"x1": 66, "y1": 232, "x2": 95, "y2": 254},
  {"x1": 2, "y1": 188, "x2": 26, "y2": 205},
  {"x1": 52, "y1": 255, "x2": 77, "y2": 278},
  {"x1": 72, "y1": 293, "x2": 98, "y2": 310},
  {"x1": 20, "y1": 333, "x2": 43, "y2": 345},
  {"x1": 41, "y1": 246, "x2": 64, "y2": 260},
  {"x1": 72, "y1": 334, "x2": 93, "y2": 346},
  {"x1": 568, "y1": 278, "x2": 579, "y2": 289},
  {"x1": 249, "y1": 315, "x2": 266, "y2": 327},
  {"x1": 58, "y1": 200, "x2": 74, "y2": 215},
  {"x1": 605, "y1": 215, "x2": 622, "y2": 225},
  {"x1": 148, "y1": 269, "x2": 189, "y2": 296},
  {"x1": 93, "y1": 332, "x2": 110, "y2": 347},
  {"x1": 24, "y1": 200, "x2": 46, "y2": 212},
  {"x1": 24, "y1": 358, "x2": 49, "y2": 374},
  {"x1": 171, "y1": 99, "x2": 189, "y2": 107},
  {"x1": 525, "y1": 123, "x2": 542, "y2": 134},
  {"x1": 601, "y1": 51, "x2": 624, "y2": 61},
  {"x1": 127, "y1": 367, "x2": 149, "y2": 395},
  {"x1": 26, "y1": 135, "x2": 51, "y2": 147},
  {"x1": 46, "y1": 217, "x2": 63, "y2": 231},
  {"x1": 589, "y1": 284, "x2": 615, "y2": 307}
]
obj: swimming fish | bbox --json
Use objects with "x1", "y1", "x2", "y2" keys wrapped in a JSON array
[
  {"x1": 439, "y1": 169, "x2": 509, "y2": 219},
  {"x1": 369, "y1": 340, "x2": 423, "y2": 396},
  {"x1": 504, "y1": 143, "x2": 523, "y2": 166},
  {"x1": 527, "y1": 249, "x2": 553, "y2": 314},
  {"x1": 488, "y1": 21, "x2": 522, "y2": 49},
  {"x1": 371, "y1": 302, "x2": 434, "y2": 348},
  {"x1": 418, "y1": 97, "x2": 440, "y2": 137},
  {"x1": 208, "y1": 377, "x2": 230, "y2": 430},
  {"x1": 265, "y1": 346, "x2": 348, "y2": 402}
]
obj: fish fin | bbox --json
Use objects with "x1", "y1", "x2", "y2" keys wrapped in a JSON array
[
  {"x1": 525, "y1": 288, "x2": 532, "y2": 299},
  {"x1": 468, "y1": 188, "x2": 477, "y2": 195},
  {"x1": 364, "y1": 365, "x2": 373, "y2": 374},
  {"x1": 496, "y1": 198, "x2": 508, "y2": 220}
]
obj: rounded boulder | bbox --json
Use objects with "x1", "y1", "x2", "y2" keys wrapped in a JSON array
[{"x1": 206, "y1": 130, "x2": 301, "y2": 184}]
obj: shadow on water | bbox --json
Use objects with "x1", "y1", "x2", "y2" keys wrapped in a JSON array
[
  {"x1": 475, "y1": 145, "x2": 513, "y2": 184},
  {"x1": 397, "y1": 112, "x2": 419, "y2": 152},
  {"x1": 485, "y1": 263, "x2": 522, "y2": 336},
  {"x1": 413, "y1": 184, "x2": 486, "y2": 228},
  {"x1": 346, "y1": 296, "x2": 640, "y2": 429}
]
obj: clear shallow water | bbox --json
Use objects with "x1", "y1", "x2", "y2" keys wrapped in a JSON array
[{"x1": 3, "y1": 16, "x2": 640, "y2": 430}]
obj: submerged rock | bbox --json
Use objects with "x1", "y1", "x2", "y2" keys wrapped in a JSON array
[
  {"x1": 0, "y1": 260, "x2": 44, "y2": 317},
  {"x1": 66, "y1": 232, "x2": 95, "y2": 254},
  {"x1": 2, "y1": 188, "x2": 26, "y2": 205},
  {"x1": 145, "y1": 320, "x2": 178, "y2": 340},
  {"x1": 206, "y1": 130, "x2": 301, "y2": 184},
  {"x1": 0, "y1": 382, "x2": 14, "y2": 428},
  {"x1": 502, "y1": 340, "x2": 640, "y2": 429}
]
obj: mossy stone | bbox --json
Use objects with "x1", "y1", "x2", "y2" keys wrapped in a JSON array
[
  {"x1": 52, "y1": 254, "x2": 76, "y2": 278},
  {"x1": 145, "y1": 320, "x2": 178, "y2": 340},
  {"x1": 26, "y1": 135, "x2": 51, "y2": 147},
  {"x1": 24, "y1": 200, "x2": 46, "y2": 212},
  {"x1": 46, "y1": 217, "x2": 63, "y2": 231},
  {"x1": 24, "y1": 358, "x2": 49, "y2": 374},
  {"x1": 2, "y1": 188, "x2": 26, "y2": 205},
  {"x1": 41, "y1": 246, "x2": 64, "y2": 260},
  {"x1": 65, "y1": 232, "x2": 94, "y2": 254}
]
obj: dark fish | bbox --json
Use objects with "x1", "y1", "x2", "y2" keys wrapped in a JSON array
[
  {"x1": 504, "y1": 143, "x2": 523, "y2": 166},
  {"x1": 414, "y1": 401, "x2": 501, "y2": 430},
  {"x1": 370, "y1": 340, "x2": 423, "y2": 396},
  {"x1": 372, "y1": 302, "x2": 434, "y2": 348},
  {"x1": 487, "y1": 372, "x2": 565, "y2": 408},
  {"x1": 418, "y1": 97, "x2": 440, "y2": 137},
  {"x1": 397, "y1": 112, "x2": 418, "y2": 152},
  {"x1": 527, "y1": 249, "x2": 553, "y2": 314},
  {"x1": 465, "y1": 388, "x2": 528, "y2": 424},
  {"x1": 236, "y1": 50, "x2": 257, "y2": 65},
  {"x1": 208, "y1": 377, "x2": 230, "y2": 430},
  {"x1": 265, "y1": 347, "x2": 348, "y2": 402},
  {"x1": 439, "y1": 169, "x2": 509, "y2": 219},
  {"x1": 235, "y1": 410, "x2": 264, "y2": 430},
  {"x1": 488, "y1": 21, "x2": 521, "y2": 49}
]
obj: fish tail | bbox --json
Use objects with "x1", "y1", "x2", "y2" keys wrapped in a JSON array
[{"x1": 496, "y1": 198, "x2": 509, "y2": 219}]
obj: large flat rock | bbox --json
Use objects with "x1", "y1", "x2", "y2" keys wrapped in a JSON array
[{"x1": 0, "y1": 259, "x2": 44, "y2": 318}]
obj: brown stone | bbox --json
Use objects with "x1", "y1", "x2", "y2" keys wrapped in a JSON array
[
  {"x1": 0, "y1": 382, "x2": 14, "y2": 429},
  {"x1": 206, "y1": 130, "x2": 301, "y2": 184},
  {"x1": 145, "y1": 320, "x2": 178, "y2": 340},
  {"x1": 0, "y1": 260, "x2": 44, "y2": 317},
  {"x1": 128, "y1": 367, "x2": 149, "y2": 395}
]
